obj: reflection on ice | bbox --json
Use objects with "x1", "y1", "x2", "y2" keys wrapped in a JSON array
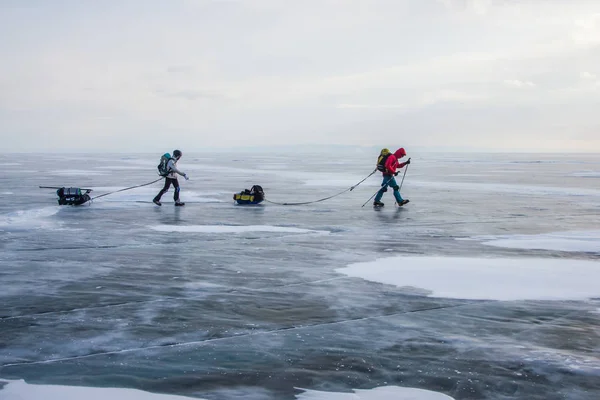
[
  {"x1": 572, "y1": 171, "x2": 600, "y2": 178},
  {"x1": 90, "y1": 187, "x2": 222, "y2": 204},
  {"x1": 410, "y1": 180, "x2": 600, "y2": 197},
  {"x1": 49, "y1": 170, "x2": 107, "y2": 176},
  {"x1": 149, "y1": 224, "x2": 330, "y2": 234},
  {"x1": 336, "y1": 256, "x2": 600, "y2": 301}
]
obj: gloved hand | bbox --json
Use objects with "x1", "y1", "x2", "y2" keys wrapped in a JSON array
[
  {"x1": 394, "y1": 172, "x2": 399, "y2": 176},
  {"x1": 406, "y1": 158, "x2": 411, "y2": 165},
  {"x1": 184, "y1": 174, "x2": 189, "y2": 181}
]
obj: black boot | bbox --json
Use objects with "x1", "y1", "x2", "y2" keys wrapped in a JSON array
[{"x1": 373, "y1": 201, "x2": 384, "y2": 207}]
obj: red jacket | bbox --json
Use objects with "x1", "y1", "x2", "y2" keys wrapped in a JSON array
[{"x1": 383, "y1": 148, "x2": 407, "y2": 175}]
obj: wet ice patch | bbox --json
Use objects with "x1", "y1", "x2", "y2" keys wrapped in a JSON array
[
  {"x1": 296, "y1": 386, "x2": 454, "y2": 399},
  {"x1": 0, "y1": 379, "x2": 206, "y2": 400},
  {"x1": 0, "y1": 207, "x2": 61, "y2": 230},
  {"x1": 303, "y1": 175, "x2": 371, "y2": 187},
  {"x1": 572, "y1": 171, "x2": 600, "y2": 178},
  {"x1": 410, "y1": 180, "x2": 600, "y2": 197},
  {"x1": 149, "y1": 225, "x2": 329, "y2": 234},
  {"x1": 50, "y1": 170, "x2": 107, "y2": 176},
  {"x1": 336, "y1": 256, "x2": 600, "y2": 301},
  {"x1": 468, "y1": 230, "x2": 600, "y2": 253}
]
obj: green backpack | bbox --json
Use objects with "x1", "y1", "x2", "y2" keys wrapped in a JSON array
[{"x1": 157, "y1": 153, "x2": 172, "y2": 177}]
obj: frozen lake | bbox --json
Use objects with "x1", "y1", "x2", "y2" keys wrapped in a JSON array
[{"x1": 1, "y1": 151, "x2": 599, "y2": 400}]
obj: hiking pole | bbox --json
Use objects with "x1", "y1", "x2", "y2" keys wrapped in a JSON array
[
  {"x1": 393, "y1": 160, "x2": 410, "y2": 206},
  {"x1": 398, "y1": 159, "x2": 410, "y2": 192},
  {"x1": 361, "y1": 175, "x2": 396, "y2": 208}
]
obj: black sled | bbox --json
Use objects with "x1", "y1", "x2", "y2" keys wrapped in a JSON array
[
  {"x1": 56, "y1": 187, "x2": 92, "y2": 206},
  {"x1": 233, "y1": 185, "x2": 264, "y2": 205}
]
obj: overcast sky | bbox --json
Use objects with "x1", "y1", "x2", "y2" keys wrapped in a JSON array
[{"x1": 1, "y1": 0, "x2": 599, "y2": 152}]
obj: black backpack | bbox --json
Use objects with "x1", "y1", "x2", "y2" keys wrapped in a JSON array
[
  {"x1": 376, "y1": 149, "x2": 391, "y2": 172},
  {"x1": 250, "y1": 185, "x2": 264, "y2": 200},
  {"x1": 157, "y1": 153, "x2": 172, "y2": 177}
]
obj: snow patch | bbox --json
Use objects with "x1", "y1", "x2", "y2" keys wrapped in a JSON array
[
  {"x1": 470, "y1": 230, "x2": 600, "y2": 253},
  {"x1": 149, "y1": 225, "x2": 329, "y2": 234},
  {"x1": 0, "y1": 379, "x2": 206, "y2": 400},
  {"x1": 296, "y1": 386, "x2": 454, "y2": 400},
  {"x1": 336, "y1": 256, "x2": 600, "y2": 301},
  {"x1": 0, "y1": 207, "x2": 61, "y2": 230}
]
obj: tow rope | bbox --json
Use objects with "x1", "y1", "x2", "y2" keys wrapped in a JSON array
[
  {"x1": 264, "y1": 170, "x2": 377, "y2": 206},
  {"x1": 91, "y1": 178, "x2": 164, "y2": 201}
]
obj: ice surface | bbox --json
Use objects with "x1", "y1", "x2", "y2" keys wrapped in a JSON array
[
  {"x1": 336, "y1": 256, "x2": 600, "y2": 300},
  {"x1": 468, "y1": 230, "x2": 600, "y2": 253},
  {"x1": 1, "y1": 152, "x2": 600, "y2": 400},
  {"x1": 295, "y1": 386, "x2": 455, "y2": 399},
  {"x1": 149, "y1": 224, "x2": 330, "y2": 234},
  {"x1": 0, "y1": 379, "x2": 205, "y2": 400}
]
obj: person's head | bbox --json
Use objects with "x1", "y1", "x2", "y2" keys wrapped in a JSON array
[
  {"x1": 394, "y1": 148, "x2": 406, "y2": 158},
  {"x1": 173, "y1": 149, "x2": 182, "y2": 160}
]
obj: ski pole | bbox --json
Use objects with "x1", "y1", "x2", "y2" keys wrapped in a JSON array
[{"x1": 398, "y1": 159, "x2": 410, "y2": 192}]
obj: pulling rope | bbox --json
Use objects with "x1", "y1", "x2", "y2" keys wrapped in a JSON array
[
  {"x1": 91, "y1": 177, "x2": 164, "y2": 201},
  {"x1": 264, "y1": 169, "x2": 377, "y2": 206}
]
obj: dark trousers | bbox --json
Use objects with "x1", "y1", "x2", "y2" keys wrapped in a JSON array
[{"x1": 154, "y1": 178, "x2": 180, "y2": 202}]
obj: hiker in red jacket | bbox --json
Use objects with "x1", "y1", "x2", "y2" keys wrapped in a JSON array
[{"x1": 374, "y1": 148, "x2": 410, "y2": 207}]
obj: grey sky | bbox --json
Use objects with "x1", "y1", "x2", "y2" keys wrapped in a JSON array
[{"x1": 1, "y1": 0, "x2": 599, "y2": 152}]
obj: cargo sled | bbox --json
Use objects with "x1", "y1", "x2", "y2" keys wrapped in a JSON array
[
  {"x1": 56, "y1": 187, "x2": 92, "y2": 206},
  {"x1": 233, "y1": 185, "x2": 264, "y2": 205}
]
